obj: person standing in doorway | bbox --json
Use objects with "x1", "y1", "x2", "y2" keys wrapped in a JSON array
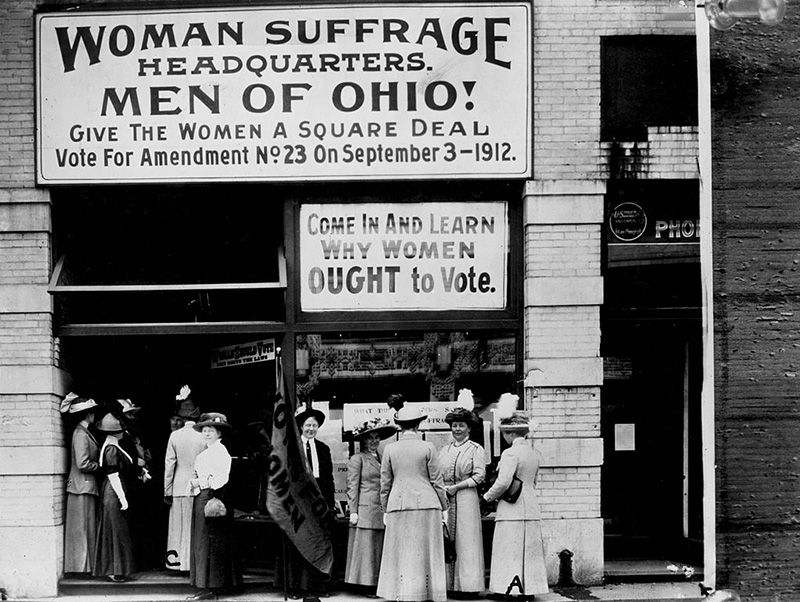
[
  {"x1": 61, "y1": 393, "x2": 100, "y2": 576},
  {"x1": 377, "y1": 394, "x2": 448, "y2": 602},
  {"x1": 93, "y1": 412, "x2": 137, "y2": 582},
  {"x1": 164, "y1": 386, "x2": 205, "y2": 572},
  {"x1": 187, "y1": 412, "x2": 241, "y2": 600}
]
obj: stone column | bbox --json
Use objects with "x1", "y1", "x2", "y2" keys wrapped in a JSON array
[{"x1": 522, "y1": 179, "x2": 605, "y2": 585}]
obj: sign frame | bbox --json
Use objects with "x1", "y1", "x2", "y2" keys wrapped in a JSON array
[{"x1": 35, "y1": 2, "x2": 533, "y2": 184}]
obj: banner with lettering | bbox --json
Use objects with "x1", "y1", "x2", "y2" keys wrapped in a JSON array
[
  {"x1": 267, "y1": 359, "x2": 333, "y2": 575},
  {"x1": 299, "y1": 201, "x2": 507, "y2": 311},
  {"x1": 36, "y1": 3, "x2": 532, "y2": 183}
]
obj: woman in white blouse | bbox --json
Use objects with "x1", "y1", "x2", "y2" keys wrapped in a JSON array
[{"x1": 186, "y1": 413, "x2": 241, "y2": 601}]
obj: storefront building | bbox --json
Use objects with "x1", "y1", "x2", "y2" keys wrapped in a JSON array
[{"x1": 0, "y1": 1, "x2": 708, "y2": 598}]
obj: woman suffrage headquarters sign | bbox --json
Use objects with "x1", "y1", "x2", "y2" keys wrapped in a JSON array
[
  {"x1": 36, "y1": 3, "x2": 531, "y2": 184},
  {"x1": 300, "y1": 202, "x2": 507, "y2": 311}
]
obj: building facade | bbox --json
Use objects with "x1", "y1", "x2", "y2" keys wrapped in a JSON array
[{"x1": 0, "y1": 0, "x2": 714, "y2": 598}]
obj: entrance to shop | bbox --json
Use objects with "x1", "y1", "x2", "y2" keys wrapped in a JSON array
[
  {"x1": 61, "y1": 334, "x2": 282, "y2": 576},
  {"x1": 601, "y1": 319, "x2": 703, "y2": 565}
]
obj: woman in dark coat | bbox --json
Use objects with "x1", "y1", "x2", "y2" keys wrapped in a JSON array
[
  {"x1": 93, "y1": 412, "x2": 137, "y2": 581},
  {"x1": 187, "y1": 412, "x2": 241, "y2": 601},
  {"x1": 61, "y1": 393, "x2": 100, "y2": 575},
  {"x1": 344, "y1": 417, "x2": 397, "y2": 592}
]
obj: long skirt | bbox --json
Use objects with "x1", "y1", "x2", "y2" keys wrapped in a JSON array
[
  {"x1": 344, "y1": 526, "x2": 384, "y2": 587},
  {"x1": 377, "y1": 509, "x2": 446, "y2": 602},
  {"x1": 446, "y1": 488, "x2": 485, "y2": 593},
  {"x1": 166, "y1": 497, "x2": 193, "y2": 571},
  {"x1": 488, "y1": 519, "x2": 549, "y2": 596},
  {"x1": 93, "y1": 482, "x2": 136, "y2": 577},
  {"x1": 190, "y1": 489, "x2": 241, "y2": 590},
  {"x1": 64, "y1": 493, "x2": 97, "y2": 573}
]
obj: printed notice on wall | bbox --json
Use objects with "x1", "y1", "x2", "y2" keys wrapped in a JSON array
[
  {"x1": 35, "y1": 3, "x2": 532, "y2": 184},
  {"x1": 300, "y1": 202, "x2": 507, "y2": 311}
]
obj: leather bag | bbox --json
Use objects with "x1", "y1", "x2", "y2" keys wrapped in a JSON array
[{"x1": 500, "y1": 476, "x2": 523, "y2": 504}]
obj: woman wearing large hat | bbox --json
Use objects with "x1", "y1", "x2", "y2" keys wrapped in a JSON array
[
  {"x1": 344, "y1": 417, "x2": 397, "y2": 593},
  {"x1": 482, "y1": 395, "x2": 549, "y2": 599},
  {"x1": 187, "y1": 412, "x2": 241, "y2": 600},
  {"x1": 376, "y1": 394, "x2": 449, "y2": 602},
  {"x1": 93, "y1": 412, "x2": 137, "y2": 581},
  {"x1": 437, "y1": 390, "x2": 487, "y2": 596},
  {"x1": 61, "y1": 393, "x2": 101, "y2": 575}
]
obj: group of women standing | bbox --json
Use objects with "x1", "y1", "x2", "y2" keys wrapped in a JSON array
[
  {"x1": 62, "y1": 392, "x2": 240, "y2": 601},
  {"x1": 343, "y1": 393, "x2": 550, "y2": 601}
]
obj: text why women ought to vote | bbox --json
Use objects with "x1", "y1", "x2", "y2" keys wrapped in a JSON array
[{"x1": 305, "y1": 211, "x2": 497, "y2": 295}]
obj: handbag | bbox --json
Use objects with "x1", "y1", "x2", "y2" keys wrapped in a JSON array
[
  {"x1": 500, "y1": 476, "x2": 523, "y2": 504},
  {"x1": 204, "y1": 497, "x2": 227, "y2": 518},
  {"x1": 442, "y1": 523, "x2": 457, "y2": 563}
]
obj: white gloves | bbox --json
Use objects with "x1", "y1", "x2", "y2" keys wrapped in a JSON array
[
  {"x1": 442, "y1": 510, "x2": 448, "y2": 523},
  {"x1": 383, "y1": 513, "x2": 388, "y2": 526},
  {"x1": 349, "y1": 513, "x2": 359, "y2": 526},
  {"x1": 108, "y1": 472, "x2": 129, "y2": 511}
]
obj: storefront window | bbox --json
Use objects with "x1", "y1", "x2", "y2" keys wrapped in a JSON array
[{"x1": 295, "y1": 331, "x2": 517, "y2": 409}]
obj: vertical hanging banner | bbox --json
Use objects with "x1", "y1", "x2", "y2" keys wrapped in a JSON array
[
  {"x1": 300, "y1": 201, "x2": 508, "y2": 311},
  {"x1": 36, "y1": 3, "x2": 532, "y2": 183}
]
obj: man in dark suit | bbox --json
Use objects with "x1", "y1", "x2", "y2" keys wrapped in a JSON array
[{"x1": 275, "y1": 405, "x2": 335, "y2": 602}]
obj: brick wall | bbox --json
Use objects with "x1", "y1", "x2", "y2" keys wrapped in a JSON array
[
  {"x1": 0, "y1": 0, "x2": 65, "y2": 598},
  {"x1": 711, "y1": 12, "x2": 800, "y2": 601},
  {"x1": 533, "y1": 0, "x2": 694, "y2": 181}
]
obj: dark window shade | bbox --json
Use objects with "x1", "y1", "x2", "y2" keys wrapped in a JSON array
[{"x1": 601, "y1": 36, "x2": 697, "y2": 141}]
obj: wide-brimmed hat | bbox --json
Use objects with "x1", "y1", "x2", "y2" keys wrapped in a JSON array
[
  {"x1": 60, "y1": 392, "x2": 98, "y2": 416},
  {"x1": 96, "y1": 412, "x2": 124, "y2": 433},
  {"x1": 352, "y1": 417, "x2": 398, "y2": 441},
  {"x1": 444, "y1": 407, "x2": 481, "y2": 428},
  {"x1": 193, "y1": 412, "x2": 232, "y2": 431},
  {"x1": 176, "y1": 399, "x2": 201, "y2": 420},
  {"x1": 117, "y1": 398, "x2": 141, "y2": 415},
  {"x1": 295, "y1": 405, "x2": 325, "y2": 428},
  {"x1": 394, "y1": 405, "x2": 427, "y2": 426}
]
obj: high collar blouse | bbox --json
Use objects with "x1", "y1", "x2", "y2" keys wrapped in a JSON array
[{"x1": 193, "y1": 439, "x2": 231, "y2": 491}]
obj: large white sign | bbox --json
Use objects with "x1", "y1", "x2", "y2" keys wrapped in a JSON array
[
  {"x1": 343, "y1": 401, "x2": 465, "y2": 431},
  {"x1": 36, "y1": 3, "x2": 532, "y2": 184},
  {"x1": 300, "y1": 201, "x2": 507, "y2": 311}
]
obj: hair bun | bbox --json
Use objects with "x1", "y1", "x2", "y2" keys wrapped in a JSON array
[{"x1": 386, "y1": 393, "x2": 406, "y2": 412}]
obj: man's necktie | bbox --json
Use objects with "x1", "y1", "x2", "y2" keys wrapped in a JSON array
[{"x1": 306, "y1": 440, "x2": 314, "y2": 472}]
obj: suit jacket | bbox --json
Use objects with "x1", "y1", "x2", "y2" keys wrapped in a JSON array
[
  {"x1": 347, "y1": 451, "x2": 383, "y2": 529},
  {"x1": 66, "y1": 422, "x2": 100, "y2": 495},
  {"x1": 164, "y1": 422, "x2": 206, "y2": 497},
  {"x1": 315, "y1": 439, "x2": 335, "y2": 509},
  {"x1": 483, "y1": 437, "x2": 543, "y2": 520},
  {"x1": 380, "y1": 431, "x2": 448, "y2": 513}
]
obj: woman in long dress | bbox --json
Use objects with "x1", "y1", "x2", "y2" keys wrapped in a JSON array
[
  {"x1": 377, "y1": 395, "x2": 449, "y2": 602},
  {"x1": 438, "y1": 407, "x2": 486, "y2": 595},
  {"x1": 187, "y1": 412, "x2": 241, "y2": 601},
  {"x1": 482, "y1": 410, "x2": 549, "y2": 599},
  {"x1": 344, "y1": 417, "x2": 397, "y2": 593},
  {"x1": 93, "y1": 412, "x2": 137, "y2": 581},
  {"x1": 61, "y1": 393, "x2": 100, "y2": 575}
]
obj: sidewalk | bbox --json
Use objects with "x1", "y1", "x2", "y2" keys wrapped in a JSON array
[{"x1": 19, "y1": 581, "x2": 705, "y2": 602}]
